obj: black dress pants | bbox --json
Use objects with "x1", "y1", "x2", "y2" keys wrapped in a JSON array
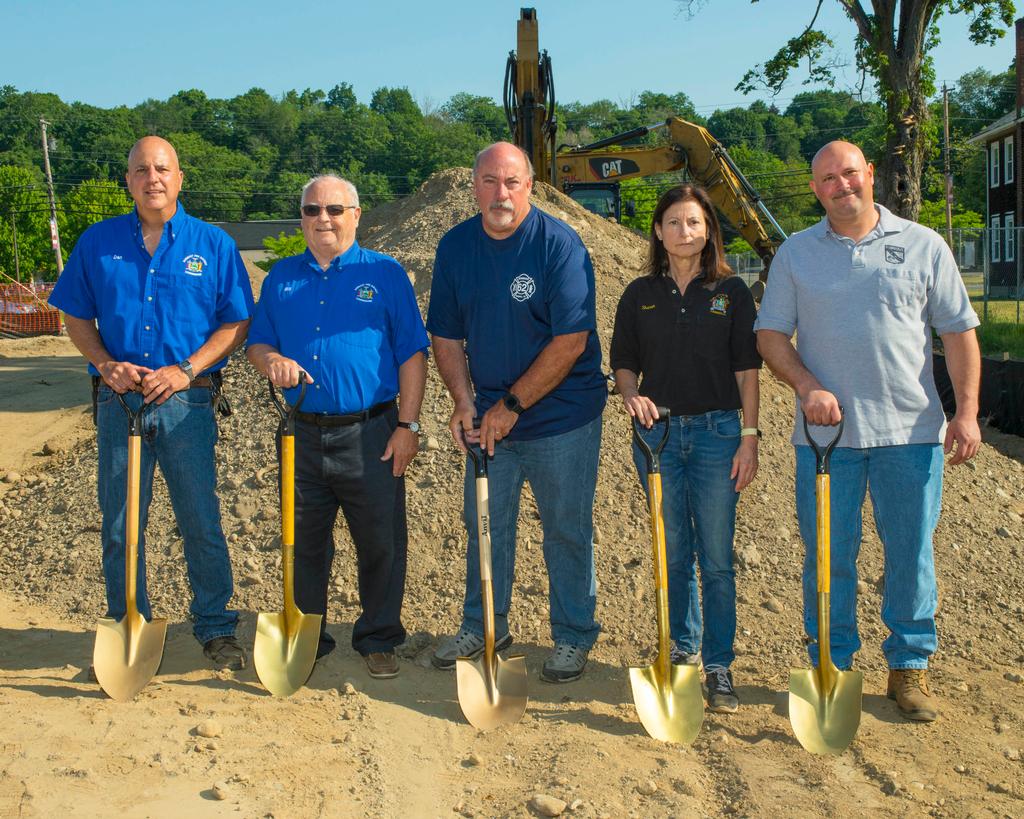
[{"x1": 286, "y1": 406, "x2": 408, "y2": 655}]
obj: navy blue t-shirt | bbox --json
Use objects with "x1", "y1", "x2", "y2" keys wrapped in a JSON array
[{"x1": 427, "y1": 207, "x2": 606, "y2": 440}]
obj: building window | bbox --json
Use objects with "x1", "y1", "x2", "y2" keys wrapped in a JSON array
[
  {"x1": 992, "y1": 215, "x2": 1002, "y2": 262},
  {"x1": 1005, "y1": 136, "x2": 1015, "y2": 184},
  {"x1": 991, "y1": 141, "x2": 1001, "y2": 187},
  {"x1": 1006, "y1": 213, "x2": 1016, "y2": 262}
]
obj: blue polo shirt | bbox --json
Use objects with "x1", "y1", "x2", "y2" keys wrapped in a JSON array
[
  {"x1": 248, "y1": 243, "x2": 429, "y2": 414},
  {"x1": 426, "y1": 207, "x2": 606, "y2": 440},
  {"x1": 49, "y1": 205, "x2": 254, "y2": 375}
]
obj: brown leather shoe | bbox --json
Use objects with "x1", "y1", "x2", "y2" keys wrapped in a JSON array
[
  {"x1": 364, "y1": 651, "x2": 399, "y2": 679},
  {"x1": 887, "y1": 669, "x2": 938, "y2": 722}
]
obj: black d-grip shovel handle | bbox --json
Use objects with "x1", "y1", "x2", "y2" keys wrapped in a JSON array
[
  {"x1": 802, "y1": 407, "x2": 845, "y2": 475},
  {"x1": 463, "y1": 419, "x2": 487, "y2": 477},
  {"x1": 632, "y1": 407, "x2": 671, "y2": 474},
  {"x1": 268, "y1": 373, "x2": 308, "y2": 436},
  {"x1": 114, "y1": 392, "x2": 148, "y2": 435}
]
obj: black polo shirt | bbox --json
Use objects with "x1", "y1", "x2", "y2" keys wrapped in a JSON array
[{"x1": 610, "y1": 272, "x2": 761, "y2": 416}]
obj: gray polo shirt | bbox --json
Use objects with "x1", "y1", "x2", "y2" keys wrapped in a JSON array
[{"x1": 755, "y1": 204, "x2": 978, "y2": 448}]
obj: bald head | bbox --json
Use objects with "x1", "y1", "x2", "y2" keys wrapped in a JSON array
[
  {"x1": 126, "y1": 136, "x2": 183, "y2": 223},
  {"x1": 128, "y1": 136, "x2": 179, "y2": 170},
  {"x1": 473, "y1": 142, "x2": 533, "y2": 180},
  {"x1": 809, "y1": 140, "x2": 877, "y2": 239}
]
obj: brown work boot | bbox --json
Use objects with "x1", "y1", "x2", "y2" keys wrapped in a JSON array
[
  {"x1": 364, "y1": 651, "x2": 399, "y2": 679},
  {"x1": 887, "y1": 669, "x2": 938, "y2": 722}
]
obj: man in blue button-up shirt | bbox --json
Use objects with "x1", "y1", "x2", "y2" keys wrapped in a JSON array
[
  {"x1": 50, "y1": 136, "x2": 254, "y2": 673},
  {"x1": 247, "y1": 175, "x2": 428, "y2": 680}
]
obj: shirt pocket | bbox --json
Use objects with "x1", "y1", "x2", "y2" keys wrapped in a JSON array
[{"x1": 877, "y1": 268, "x2": 924, "y2": 310}]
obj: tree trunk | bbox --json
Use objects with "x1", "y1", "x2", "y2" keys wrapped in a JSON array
[{"x1": 874, "y1": 61, "x2": 928, "y2": 220}]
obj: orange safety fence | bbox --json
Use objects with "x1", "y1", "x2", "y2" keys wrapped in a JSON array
[{"x1": 0, "y1": 281, "x2": 62, "y2": 338}]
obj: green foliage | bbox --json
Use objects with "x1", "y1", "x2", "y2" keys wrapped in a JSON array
[
  {"x1": 255, "y1": 229, "x2": 307, "y2": 272},
  {"x1": 61, "y1": 179, "x2": 132, "y2": 250},
  {"x1": 0, "y1": 165, "x2": 51, "y2": 280},
  {"x1": 916, "y1": 199, "x2": 983, "y2": 231}
]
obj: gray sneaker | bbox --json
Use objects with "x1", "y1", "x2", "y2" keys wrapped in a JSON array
[
  {"x1": 431, "y1": 628, "x2": 512, "y2": 670},
  {"x1": 540, "y1": 642, "x2": 588, "y2": 683},
  {"x1": 669, "y1": 644, "x2": 702, "y2": 668}
]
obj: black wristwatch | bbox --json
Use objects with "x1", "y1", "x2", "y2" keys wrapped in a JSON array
[
  {"x1": 502, "y1": 392, "x2": 524, "y2": 415},
  {"x1": 397, "y1": 420, "x2": 421, "y2": 433},
  {"x1": 177, "y1": 359, "x2": 195, "y2": 383}
]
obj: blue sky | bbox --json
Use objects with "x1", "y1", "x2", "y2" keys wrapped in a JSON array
[{"x1": 3, "y1": 0, "x2": 1020, "y2": 114}]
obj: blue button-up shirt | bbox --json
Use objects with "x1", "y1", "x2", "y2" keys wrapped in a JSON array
[
  {"x1": 49, "y1": 205, "x2": 254, "y2": 375},
  {"x1": 248, "y1": 242, "x2": 429, "y2": 414}
]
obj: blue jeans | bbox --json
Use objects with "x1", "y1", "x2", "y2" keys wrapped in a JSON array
[
  {"x1": 96, "y1": 386, "x2": 238, "y2": 644},
  {"x1": 795, "y1": 444, "x2": 943, "y2": 670},
  {"x1": 460, "y1": 415, "x2": 601, "y2": 649},
  {"x1": 632, "y1": 409, "x2": 740, "y2": 669}
]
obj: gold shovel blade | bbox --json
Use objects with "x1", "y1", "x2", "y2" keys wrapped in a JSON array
[
  {"x1": 456, "y1": 652, "x2": 528, "y2": 730},
  {"x1": 253, "y1": 610, "x2": 323, "y2": 697},
  {"x1": 93, "y1": 614, "x2": 167, "y2": 701},
  {"x1": 629, "y1": 663, "x2": 703, "y2": 744},
  {"x1": 788, "y1": 667, "x2": 863, "y2": 754}
]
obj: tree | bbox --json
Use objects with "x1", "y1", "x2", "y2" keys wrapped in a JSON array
[
  {"x1": 687, "y1": 0, "x2": 1015, "y2": 220},
  {"x1": 61, "y1": 180, "x2": 132, "y2": 250},
  {"x1": 0, "y1": 165, "x2": 51, "y2": 280}
]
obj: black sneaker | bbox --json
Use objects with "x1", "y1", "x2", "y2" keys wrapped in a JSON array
[
  {"x1": 704, "y1": 665, "x2": 739, "y2": 713},
  {"x1": 203, "y1": 635, "x2": 247, "y2": 671}
]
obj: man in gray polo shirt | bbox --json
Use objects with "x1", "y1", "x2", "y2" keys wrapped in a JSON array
[{"x1": 756, "y1": 140, "x2": 980, "y2": 722}]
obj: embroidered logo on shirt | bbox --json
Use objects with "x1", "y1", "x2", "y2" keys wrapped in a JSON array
[
  {"x1": 884, "y1": 245, "x2": 905, "y2": 264},
  {"x1": 510, "y1": 274, "x2": 536, "y2": 302},
  {"x1": 182, "y1": 254, "x2": 208, "y2": 276},
  {"x1": 710, "y1": 293, "x2": 730, "y2": 316},
  {"x1": 112, "y1": 254, "x2": 123, "y2": 260},
  {"x1": 640, "y1": 304, "x2": 656, "y2": 311},
  {"x1": 355, "y1": 283, "x2": 379, "y2": 303}
]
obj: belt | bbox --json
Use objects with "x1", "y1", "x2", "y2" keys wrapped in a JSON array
[
  {"x1": 295, "y1": 399, "x2": 394, "y2": 428},
  {"x1": 189, "y1": 376, "x2": 215, "y2": 389}
]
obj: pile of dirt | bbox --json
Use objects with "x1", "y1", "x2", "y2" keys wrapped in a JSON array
[{"x1": 1, "y1": 168, "x2": 1022, "y2": 817}]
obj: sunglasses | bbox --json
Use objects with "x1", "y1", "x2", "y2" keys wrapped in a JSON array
[{"x1": 301, "y1": 204, "x2": 357, "y2": 217}]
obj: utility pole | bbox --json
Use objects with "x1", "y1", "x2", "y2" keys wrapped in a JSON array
[
  {"x1": 10, "y1": 212, "x2": 20, "y2": 281},
  {"x1": 942, "y1": 85, "x2": 954, "y2": 247},
  {"x1": 39, "y1": 118, "x2": 64, "y2": 276}
]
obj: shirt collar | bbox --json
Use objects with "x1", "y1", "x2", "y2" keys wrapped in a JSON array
[
  {"x1": 302, "y1": 240, "x2": 362, "y2": 273},
  {"x1": 132, "y1": 203, "x2": 187, "y2": 243},
  {"x1": 817, "y1": 203, "x2": 902, "y2": 244}
]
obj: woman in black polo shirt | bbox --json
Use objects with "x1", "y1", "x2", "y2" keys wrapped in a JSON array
[{"x1": 610, "y1": 183, "x2": 761, "y2": 713}]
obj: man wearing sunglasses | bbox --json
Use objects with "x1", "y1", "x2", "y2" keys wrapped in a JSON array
[
  {"x1": 247, "y1": 175, "x2": 428, "y2": 680},
  {"x1": 49, "y1": 135, "x2": 254, "y2": 673}
]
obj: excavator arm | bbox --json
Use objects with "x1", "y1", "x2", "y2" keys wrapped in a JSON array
[{"x1": 556, "y1": 118, "x2": 786, "y2": 279}]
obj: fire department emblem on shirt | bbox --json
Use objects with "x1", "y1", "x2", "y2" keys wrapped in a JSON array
[
  {"x1": 510, "y1": 274, "x2": 536, "y2": 302},
  {"x1": 710, "y1": 293, "x2": 729, "y2": 316},
  {"x1": 355, "y1": 283, "x2": 379, "y2": 303},
  {"x1": 182, "y1": 254, "x2": 207, "y2": 276}
]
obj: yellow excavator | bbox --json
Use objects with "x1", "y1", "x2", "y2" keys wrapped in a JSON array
[{"x1": 504, "y1": 7, "x2": 786, "y2": 285}]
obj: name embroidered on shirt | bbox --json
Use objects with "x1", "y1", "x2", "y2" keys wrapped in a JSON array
[
  {"x1": 640, "y1": 304, "x2": 656, "y2": 311},
  {"x1": 355, "y1": 283, "x2": 379, "y2": 303},
  {"x1": 884, "y1": 245, "x2": 905, "y2": 264},
  {"x1": 182, "y1": 254, "x2": 207, "y2": 276},
  {"x1": 710, "y1": 293, "x2": 730, "y2": 315},
  {"x1": 509, "y1": 273, "x2": 536, "y2": 302}
]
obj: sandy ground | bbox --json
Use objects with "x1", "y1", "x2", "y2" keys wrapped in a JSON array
[
  {"x1": 0, "y1": 336, "x2": 93, "y2": 476},
  {"x1": 1, "y1": 174, "x2": 1022, "y2": 818}
]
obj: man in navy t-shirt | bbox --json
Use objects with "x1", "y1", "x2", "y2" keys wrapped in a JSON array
[
  {"x1": 49, "y1": 136, "x2": 254, "y2": 672},
  {"x1": 427, "y1": 142, "x2": 606, "y2": 682}
]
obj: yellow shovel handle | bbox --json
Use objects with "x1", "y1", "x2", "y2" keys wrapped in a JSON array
[
  {"x1": 816, "y1": 473, "x2": 829, "y2": 595},
  {"x1": 281, "y1": 434, "x2": 296, "y2": 614}
]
